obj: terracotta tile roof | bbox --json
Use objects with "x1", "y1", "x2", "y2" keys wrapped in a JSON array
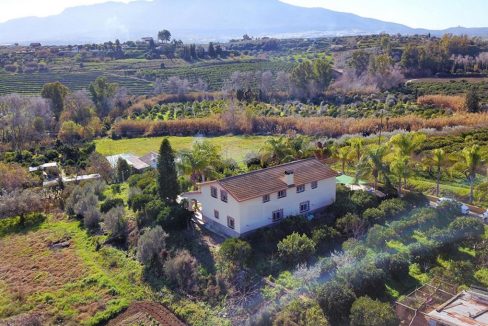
[{"x1": 217, "y1": 158, "x2": 337, "y2": 202}]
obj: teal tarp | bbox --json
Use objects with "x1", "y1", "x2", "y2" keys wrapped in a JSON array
[{"x1": 336, "y1": 175, "x2": 368, "y2": 185}]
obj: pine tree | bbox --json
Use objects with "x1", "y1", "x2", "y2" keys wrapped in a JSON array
[
  {"x1": 158, "y1": 139, "x2": 180, "y2": 202},
  {"x1": 208, "y1": 42, "x2": 216, "y2": 58},
  {"x1": 465, "y1": 88, "x2": 480, "y2": 113},
  {"x1": 116, "y1": 158, "x2": 131, "y2": 183}
]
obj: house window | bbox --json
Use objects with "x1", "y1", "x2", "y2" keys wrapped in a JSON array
[
  {"x1": 221, "y1": 190, "x2": 228, "y2": 203},
  {"x1": 278, "y1": 190, "x2": 287, "y2": 199},
  {"x1": 227, "y1": 216, "x2": 235, "y2": 229},
  {"x1": 272, "y1": 209, "x2": 284, "y2": 222},
  {"x1": 311, "y1": 181, "x2": 318, "y2": 189},
  {"x1": 300, "y1": 201, "x2": 310, "y2": 213},
  {"x1": 296, "y1": 185, "x2": 305, "y2": 193},
  {"x1": 214, "y1": 210, "x2": 219, "y2": 219},
  {"x1": 211, "y1": 186, "x2": 218, "y2": 198},
  {"x1": 263, "y1": 194, "x2": 270, "y2": 203}
]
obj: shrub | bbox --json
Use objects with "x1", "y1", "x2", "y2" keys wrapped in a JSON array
[
  {"x1": 378, "y1": 198, "x2": 407, "y2": 219},
  {"x1": 366, "y1": 225, "x2": 397, "y2": 249},
  {"x1": 277, "y1": 233, "x2": 315, "y2": 265},
  {"x1": 336, "y1": 213, "x2": 366, "y2": 238},
  {"x1": 402, "y1": 192, "x2": 429, "y2": 208},
  {"x1": 430, "y1": 228, "x2": 456, "y2": 253},
  {"x1": 219, "y1": 238, "x2": 252, "y2": 267},
  {"x1": 100, "y1": 198, "x2": 124, "y2": 214},
  {"x1": 362, "y1": 207, "x2": 386, "y2": 225},
  {"x1": 164, "y1": 250, "x2": 199, "y2": 292},
  {"x1": 273, "y1": 299, "x2": 329, "y2": 326},
  {"x1": 349, "y1": 296, "x2": 398, "y2": 326},
  {"x1": 162, "y1": 204, "x2": 192, "y2": 230},
  {"x1": 311, "y1": 226, "x2": 340, "y2": 254},
  {"x1": 351, "y1": 191, "x2": 378, "y2": 214},
  {"x1": 343, "y1": 263, "x2": 386, "y2": 298},
  {"x1": 449, "y1": 217, "x2": 485, "y2": 243},
  {"x1": 317, "y1": 281, "x2": 356, "y2": 325},
  {"x1": 127, "y1": 192, "x2": 149, "y2": 211},
  {"x1": 83, "y1": 207, "x2": 101, "y2": 232},
  {"x1": 103, "y1": 206, "x2": 127, "y2": 242},
  {"x1": 408, "y1": 242, "x2": 437, "y2": 268},
  {"x1": 137, "y1": 226, "x2": 168, "y2": 269},
  {"x1": 388, "y1": 253, "x2": 410, "y2": 280}
]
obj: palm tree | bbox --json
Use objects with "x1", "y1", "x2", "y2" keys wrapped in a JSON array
[
  {"x1": 390, "y1": 132, "x2": 426, "y2": 188},
  {"x1": 348, "y1": 138, "x2": 364, "y2": 163},
  {"x1": 452, "y1": 145, "x2": 485, "y2": 203},
  {"x1": 361, "y1": 145, "x2": 389, "y2": 190},
  {"x1": 389, "y1": 132, "x2": 426, "y2": 157},
  {"x1": 423, "y1": 149, "x2": 448, "y2": 197},
  {"x1": 178, "y1": 141, "x2": 221, "y2": 187},
  {"x1": 391, "y1": 156, "x2": 410, "y2": 195},
  {"x1": 335, "y1": 146, "x2": 352, "y2": 174},
  {"x1": 287, "y1": 135, "x2": 313, "y2": 159},
  {"x1": 260, "y1": 136, "x2": 294, "y2": 166}
]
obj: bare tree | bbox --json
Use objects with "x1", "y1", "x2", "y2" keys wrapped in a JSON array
[
  {"x1": 260, "y1": 71, "x2": 273, "y2": 96},
  {"x1": 166, "y1": 76, "x2": 190, "y2": 96},
  {"x1": 0, "y1": 189, "x2": 43, "y2": 226},
  {"x1": 276, "y1": 71, "x2": 291, "y2": 95},
  {"x1": 0, "y1": 94, "x2": 53, "y2": 149}
]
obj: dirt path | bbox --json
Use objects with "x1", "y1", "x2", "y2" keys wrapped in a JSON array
[{"x1": 108, "y1": 301, "x2": 186, "y2": 326}]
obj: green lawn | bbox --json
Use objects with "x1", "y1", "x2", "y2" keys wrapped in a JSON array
[{"x1": 95, "y1": 136, "x2": 270, "y2": 161}]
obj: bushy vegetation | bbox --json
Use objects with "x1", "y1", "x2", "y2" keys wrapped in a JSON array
[{"x1": 2, "y1": 31, "x2": 488, "y2": 326}]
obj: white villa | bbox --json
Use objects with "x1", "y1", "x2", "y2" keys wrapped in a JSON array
[{"x1": 183, "y1": 158, "x2": 338, "y2": 238}]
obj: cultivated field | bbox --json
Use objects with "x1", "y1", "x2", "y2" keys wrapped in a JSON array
[
  {"x1": 0, "y1": 217, "x2": 150, "y2": 325},
  {"x1": 0, "y1": 58, "x2": 292, "y2": 96}
]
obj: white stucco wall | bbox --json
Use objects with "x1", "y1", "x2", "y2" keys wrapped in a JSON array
[
  {"x1": 187, "y1": 177, "x2": 337, "y2": 237},
  {"x1": 238, "y1": 177, "x2": 336, "y2": 234},
  {"x1": 192, "y1": 182, "x2": 243, "y2": 234}
]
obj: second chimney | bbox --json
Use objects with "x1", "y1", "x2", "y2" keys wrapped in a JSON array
[{"x1": 283, "y1": 170, "x2": 295, "y2": 187}]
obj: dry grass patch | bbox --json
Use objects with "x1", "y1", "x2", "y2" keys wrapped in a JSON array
[
  {"x1": 0, "y1": 218, "x2": 150, "y2": 325},
  {"x1": 417, "y1": 95, "x2": 466, "y2": 112}
]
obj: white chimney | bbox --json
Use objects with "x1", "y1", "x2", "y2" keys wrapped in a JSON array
[{"x1": 283, "y1": 170, "x2": 295, "y2": 187}]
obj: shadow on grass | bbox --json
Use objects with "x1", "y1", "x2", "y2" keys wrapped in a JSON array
[
  {"x1": 167, "y1": 228, "x2": 217, "y2": 274},
  {"x1": 385, "y1": 274, "x2": 421, "y2": 301},
  {"x1": 0, "y1": 213, "x2": 46, "y2": 237}
]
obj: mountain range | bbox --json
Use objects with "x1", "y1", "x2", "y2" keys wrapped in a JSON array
[{"x1": 1, "y1": 0, "x2": 487, "y2": 45}]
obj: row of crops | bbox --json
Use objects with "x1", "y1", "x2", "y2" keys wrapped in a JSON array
[
  {"x1": 139, "y1": 59, "x2": 294, "y2": 91},
  {"x1": 0, "y1": 70, "x2": 154, "y2": 96},
  {"x1": 408, "y1": 79, "x2": 488, "y2": 100},
  {"x1": 129, "y1": 98, "x2": 447, "y2": 121},
  {"x1": 0, "y1": 58, "x2": 294, "y2": 96}
]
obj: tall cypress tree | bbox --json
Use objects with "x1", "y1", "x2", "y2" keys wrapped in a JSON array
[{"x1": 158, "y1": 138, "x2": 180, "y2": 202}]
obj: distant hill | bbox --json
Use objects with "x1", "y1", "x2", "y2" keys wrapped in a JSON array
[{"x1": 0, "y1": 0, "x2": 486, "y2": 44}]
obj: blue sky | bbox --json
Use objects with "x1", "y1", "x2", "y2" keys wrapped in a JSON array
[
  {"x1": 0, "y1": 0, "x2": 486, "y2": 30},
  {"x1": 282, "y1": 0, "x2": 486, "y2": 29}
]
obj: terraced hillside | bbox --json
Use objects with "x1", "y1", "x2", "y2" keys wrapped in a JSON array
[
  {"x1": 0, "y1": 58, "x2": 293, "y2": 96},
  {"x1": 0, "y1": 71, "x2": 154, "y2": 95}
]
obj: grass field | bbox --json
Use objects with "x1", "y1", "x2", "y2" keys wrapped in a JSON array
[
  {"x1": 95, "y1": 136, "x2": 270, "y2": 161},
  {"x1": 0, "y1": 215, "x2": 226, "y2": 326},
  {"x1": 0, "y1": 217, "x2": 150, "y2": 325}
]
